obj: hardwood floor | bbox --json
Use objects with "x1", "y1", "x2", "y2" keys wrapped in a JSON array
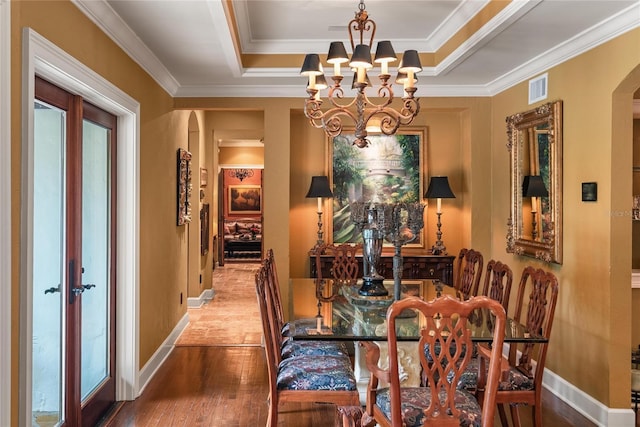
[{"x1": 103, "y1": 263, "x2": 598, "y2": 427}]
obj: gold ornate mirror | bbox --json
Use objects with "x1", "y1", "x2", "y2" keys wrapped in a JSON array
[{"x1": 506, "y1": 100, "x2": 563, "y2": 264}]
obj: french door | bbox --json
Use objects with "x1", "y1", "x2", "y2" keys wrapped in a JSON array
[{"x1": 32, "y1": 76, "x2": 116, "y2": 426}]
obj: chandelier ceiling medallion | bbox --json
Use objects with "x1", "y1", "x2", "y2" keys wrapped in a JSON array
[{"x1": 300, "y1": 0, "x2": 422, "y2": 148}]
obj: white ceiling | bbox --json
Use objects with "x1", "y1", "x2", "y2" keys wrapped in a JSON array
[{"x1": 73, "y1": 0, "x2": 640, "y2": 98}]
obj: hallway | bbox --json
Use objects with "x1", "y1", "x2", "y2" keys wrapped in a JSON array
[{"x1": 103, "y1": 263, "x2": 596, "y2": 427}]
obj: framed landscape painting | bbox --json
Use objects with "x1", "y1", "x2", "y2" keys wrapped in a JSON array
[
  {"x1": 229, "y1": 185, "x2": 261, "y2": 214},
  {"x1": 329, "y1": 129, "x2": 426, "y2": 245}
]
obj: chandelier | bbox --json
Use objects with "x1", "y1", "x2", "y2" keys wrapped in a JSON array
[
  {"x1": 300, "y1": 0, "x2": 422, "y2": 148},
  {"x1": 228, "y1": 168, "x2": 254, "y2": 182}
]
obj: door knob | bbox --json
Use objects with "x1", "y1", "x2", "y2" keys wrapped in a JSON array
[{"x1": 44, "y1": 285, "x2": 61, "y2": 294}]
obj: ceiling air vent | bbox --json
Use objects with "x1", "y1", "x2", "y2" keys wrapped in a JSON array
[{"x1": 528, "y1": 73, "x2": 548, "y2": 104}]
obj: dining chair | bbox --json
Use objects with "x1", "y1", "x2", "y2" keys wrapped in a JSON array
[
  {"x1": 362, "y1": 295, "x2": 507, "y2": 427},
  {"x1": 455, "y1": 248, "x2": 484, "y2": 301},
  {"x1": 480, "y1": 260, "x2": 513, "y2": 313},
  {"x1": 455, "y1": 260, "x2": 514, "y2": 393},
  {"x1": 254, "y1": 266, "x2": 361, "y2": 427},
  {"x1": 261, "y1": 250, "x2": 348, "y2": 360},
  {"x1": 314, "y1": 243, "x2": 362, "y2": 302},
  {"x1": 476, "y1": 266, "x2": 559, "y2": 427}
]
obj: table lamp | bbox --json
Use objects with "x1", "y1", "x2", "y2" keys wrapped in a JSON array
[
  {"x1": 306, "y1": 176, "x2": 334, "y2": 250},
  {"x1": 425, "y1": 176, "x2": 456, "y2": 255},
  {"x1": 522, "y1": 175, "x2": 548, "y2": 240}
]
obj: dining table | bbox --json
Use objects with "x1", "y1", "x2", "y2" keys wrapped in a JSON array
[{"x1": 287, "y1": 277, "x2": 549, "y2": 402}]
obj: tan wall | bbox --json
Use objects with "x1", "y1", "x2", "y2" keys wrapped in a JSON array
[
  {"x1": 9, "y1": 1, "x2": 640, "y2": 423},
  {"x1": 491, "y1": 28, "x2": 640, "y2": 407},
  {"x1": 10, "y1": 2, "x2": 194, "y2": 422}
]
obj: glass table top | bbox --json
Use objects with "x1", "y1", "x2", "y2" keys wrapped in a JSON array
[{"x1": 289, "y1": 278, "x2": 547, "y2": 343}]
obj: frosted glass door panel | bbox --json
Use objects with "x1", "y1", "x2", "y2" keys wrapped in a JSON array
[
  {"x1": 80, "y1": 120, "x2": 111, "y2": 401},
  {"x1": 32, "y1": 101, "x2": 65, "y2": 425}
]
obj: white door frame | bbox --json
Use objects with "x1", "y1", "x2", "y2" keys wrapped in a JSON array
[
  {"x1": 0, "y1": 1, "x2": 12, "y2": 425},
  {"x1": 20, "y1": 28, "x2": 141, "y2": 424}
]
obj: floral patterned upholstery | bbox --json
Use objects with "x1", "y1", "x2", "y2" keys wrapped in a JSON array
[
  {"x1": 453, "y1": 358, "x2": 535, "y2": 392},
  {"x1": 375, "y1": 387, "x2": 482, "y2": 427},
  {"x1": 276, "y1": 355, "x2": 357, "y2": 391},
  {"x1": 281, "y1": 339, "x2": 348, "y2": 359}
]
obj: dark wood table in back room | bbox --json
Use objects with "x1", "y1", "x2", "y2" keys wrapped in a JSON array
[{"x1": 225, "y1": 238, "x2": 261, "y2": 257}]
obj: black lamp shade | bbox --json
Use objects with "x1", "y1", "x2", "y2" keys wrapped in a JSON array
[
  {"x1": 399, "y1": 50, "x2": 422, "y2": 73},
  {"x1": 425, "y1": 176, "x2": 455, "y2": 199},
  {"x1": 374, "y1": 41, "x2": 397, "y2": 64},
  {"x1": 301, "y1": 54, "x2": 322, "y2": 76},
  {"x1": 310, "y1": 74, "x2": 328, "y2": 90},
  {"x1": 349, "y1": 44, "x2": 373, "y2": 69},
  {"x1": 522, "y1": 175, "x2": 548, "y2": 197},
  {"x1": 306, "y1": 176, "x2": 334, "y2": 198},
  {"x1": 395, "y1": 71, "x2": 417, "y2": 85},
  {"x1": 327, "y1": 41, "x2": 349, "y2": 64}
]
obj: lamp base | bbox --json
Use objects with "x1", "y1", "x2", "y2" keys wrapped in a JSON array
[{"x1": 359, "y1": 277, "x2": 388, "y2": 297}]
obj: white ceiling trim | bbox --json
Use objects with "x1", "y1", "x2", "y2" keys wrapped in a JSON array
[
  {"x1": 72, "y1": 0, "x2": 179, "y2": 95},
  {"x1": 434, "y1": 0, "x2": 541, "y2": 76},
  {"x1": 486, "y1": 1, "x2": 640, "y2": 96},
  {"x1": 234, "y1": 0, "x2": 489, "y2": 55},
  {"x1": 174, "y1": 80, "x2": 493, "y2": 98},
  {"x1": 425, "y1": 0, "x2": 490, "y2": 51},
  {"x1": 206, "y1": 0, "x2": 243, "y2": 78}
]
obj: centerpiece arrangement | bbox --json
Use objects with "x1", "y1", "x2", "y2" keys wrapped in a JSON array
[{"x1": 350, "y1": 201, "x2": 425, "y2": 299}]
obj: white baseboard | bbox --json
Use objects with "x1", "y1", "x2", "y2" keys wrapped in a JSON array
[
  {"x1": 137, "y1": 312, "x2": 189, "y2": 395},
  {"x1": 187, "y1": 288, "x2": 215, "y2": 308},
  {"x1": 542, "y1": 366, "x2": 635, "y2": 427},
  {"x1": 504, "y1": 345, "x2": 635, "y2": 426}
]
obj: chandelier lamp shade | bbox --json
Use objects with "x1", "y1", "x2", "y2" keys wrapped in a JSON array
[
  {"x1": 306, "y1": 176, "x2": 334, "y2": 248},
  {"x1": 300, "y1": 0, "x2": 422, "y2": 149}
]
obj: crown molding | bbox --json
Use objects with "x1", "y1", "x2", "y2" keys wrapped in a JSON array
[
  {"x1": 72, "y1": 0, "x2": 179, "y2": 95},
  {"x1": 486, "y1": 1, "x2": 640, "y2": 96}
]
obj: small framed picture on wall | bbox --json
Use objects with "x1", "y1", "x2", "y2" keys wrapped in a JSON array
[{"x1": 228, "y1": 185, "x2": 261, "y2": 214}]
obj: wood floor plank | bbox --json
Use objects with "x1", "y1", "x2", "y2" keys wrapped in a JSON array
[{"x1": 102, "y1": 263, "x2": 597, "y2": 427}]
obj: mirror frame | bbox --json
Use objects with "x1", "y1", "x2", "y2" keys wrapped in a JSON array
[{"x1": 506, "y1": 100, "x2": 563, "y2": 264}]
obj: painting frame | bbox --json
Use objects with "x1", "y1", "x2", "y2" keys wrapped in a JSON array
[
  {"x1": 177, "y1": 148, "x2": 193, "y2": 226},
  {"x1": 329, "y1": 128, "x2": 427, "y2": 247},
  {"x1": 228, "y1": 185, "x2": 262, "y2": 214}
]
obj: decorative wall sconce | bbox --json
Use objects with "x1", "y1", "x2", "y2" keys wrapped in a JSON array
[
  {"x1": 306, "y1": 176, "x2": 334, "y2": 249},
  {"x1": 425, "y1": 176, "x2": 455, "y2": 255},
  {"x1": 228, "y1": 168, "x2": 254, "y2": 182},
  {"x1": 523, "y1": 175, "x2": 548, "y2": 240}
]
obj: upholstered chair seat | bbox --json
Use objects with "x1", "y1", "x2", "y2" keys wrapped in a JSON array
[
  {"x1": 276, "y1": 354, "x2": 358, "y2": 391},
  {"x1": 281, "y1": 339, "x2": 349, "y2": 359},
  {"x1": 374, "y1": 387, "x2": 483, "y2": 427}
]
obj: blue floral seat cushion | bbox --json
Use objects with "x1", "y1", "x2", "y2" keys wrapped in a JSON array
[
  {"x1": 277, "y1": 355, "x2": 357, "y2": 391},
  {"x1": 454, "y1": 358, "x2": 534, "y2": 392},
  {"x1": 281, "y1": 340, "x2": 348, "y2": 359},
  {"x1": 375, "y1": 387, "x2": 482, "y2": 427}
]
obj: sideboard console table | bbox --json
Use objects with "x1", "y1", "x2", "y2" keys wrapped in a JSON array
[{"x1": 310, "y1": 253, "x2": 455, "y2": 285}]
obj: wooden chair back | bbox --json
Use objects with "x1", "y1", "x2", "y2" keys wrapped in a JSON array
[
  {"x1": 509, "y1": 266, "x2": 559, "y2": 379},
  {"x1": 264, "y1": 249, "x2": 285, "y2": 334},
  {"x1": 480, "y1": 259, "x2": 513, "y2": 313},
  {"x1": 385, "y1": 295, "x2": 506, "y2": 427},
  {"x1": 455, "y1": 248, "x2": 484, "y2": 300},
  {"x1": 314, "y1": 243, "x2": 361, "y2": 302}
]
